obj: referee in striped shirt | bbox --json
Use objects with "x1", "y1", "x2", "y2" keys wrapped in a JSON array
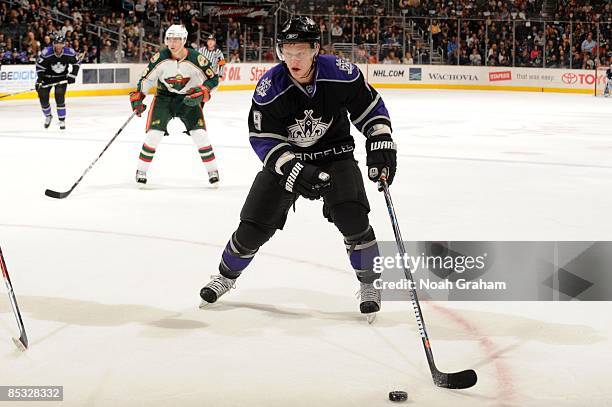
[{"x1": 198, "y1": 35, "x2": 226, "y2": 84}]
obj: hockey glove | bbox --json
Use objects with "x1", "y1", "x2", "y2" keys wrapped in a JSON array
[
  {"x1": 280, "y1": 159, "x2": 332, "y2": 200},
  {"x1": 35, "y1": 77, "x2": 45, "y2": 91},
  {"x1": 366, "y1": 134, "x2": 397, "y2": 187},
  {"x1": 66, "y1": 73, "x2": 77, "y2": 84},
  {"x1": 184, "y1": 85, "x2": 211, "y2": 106},
  {"x1": 129, "y1": 91, "x2": 147, "y2": 116}
]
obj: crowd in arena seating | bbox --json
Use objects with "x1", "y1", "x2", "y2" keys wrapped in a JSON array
[
  {"x1": 0, "y1": 0, "x2": 609, "y2": 69},
  {"x1": 312, "y1": 0, "x2": 610, "y2": 68}
]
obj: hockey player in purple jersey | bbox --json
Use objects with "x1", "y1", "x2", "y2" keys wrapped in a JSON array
[
  {"x1": 35, "y1": 33, "x2": 80, "y2": 129},
  {"x1": 199, "y1": 17, "x2": 397, "y2": 322}
]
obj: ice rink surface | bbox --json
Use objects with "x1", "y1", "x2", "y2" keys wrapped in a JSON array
[{"x1": 0, "y1": 89, "x2": 611, "y2": 406}]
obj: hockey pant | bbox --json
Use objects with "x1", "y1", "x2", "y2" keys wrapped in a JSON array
[
  {"x1": 217, "y1": 158, "x2": 381, "y2": 284},
  {"x1": 138, "y1": 93, "x2": 217, "y2": 173},
  {"x1": 37, "y1": 83, "x2": 67, "y2": 120}
]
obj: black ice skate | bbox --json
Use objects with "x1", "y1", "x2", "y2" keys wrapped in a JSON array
[
  {"x1": 135, "y1": 170, "x2": 147, "y2": 186},
  {"x1": 199, "y1": 274, "x2": 236, "y2": 307},
  {"x1": 358, "y1": 282, "x2": 381, "y2": 324},
  {"x1": 208, "y1": 170, "x2": 219, "y2": 186},
  {"x1": 59, "y1": 119, "x2": 66, "y2": 130},
  {"x1": 44, "y1": 115, "x2": 53, "y2": 129}
]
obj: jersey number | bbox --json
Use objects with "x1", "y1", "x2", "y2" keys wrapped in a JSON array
[
  {"x1": 253, "y1": 110, "x2": 262, "y2": 131},
  {"x1": 205, "y1": 67, "x2": 215, "y2": 79}
]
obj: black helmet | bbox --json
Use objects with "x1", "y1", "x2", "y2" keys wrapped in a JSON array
[
  {"x1": 207, "y1": 34, "x2": 215, "y2": 41},
  {"x1": 52, "y1": 33, "x2": 65, "y2": 44},
  {"x1": 277, "y1": 16, "x2": 320, "y2": 46}
]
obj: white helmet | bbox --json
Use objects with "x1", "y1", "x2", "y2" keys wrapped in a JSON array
[{"x1": 165, "y1": 24, "x2": 188, "y2": 46}]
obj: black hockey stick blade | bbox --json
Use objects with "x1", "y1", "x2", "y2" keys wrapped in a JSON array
[
  {"x1": 433, "y1": 368, "x2": 477, "y2": 389},
  {"x1": 44, "y1": 189, "x2": 71, "y2": 199}
]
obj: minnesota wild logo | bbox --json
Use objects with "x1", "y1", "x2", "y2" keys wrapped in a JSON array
[{"x1": 164, "y1": 74, "x2": 191, "y2": 91}]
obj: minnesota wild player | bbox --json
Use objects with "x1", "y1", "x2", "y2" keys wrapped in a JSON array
[{"x1": 129, "y1": 24, "x2": 220, "y2": 186}]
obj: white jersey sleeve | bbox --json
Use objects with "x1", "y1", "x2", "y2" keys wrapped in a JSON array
[{"x1": 137, "y1": 52, "x2": 164, "y2": 94}]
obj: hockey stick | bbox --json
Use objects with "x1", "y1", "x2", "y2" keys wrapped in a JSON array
[
  {"x1": 0, "y1": 246, "x2": 28, "y2": 351},
  {"x1": 0, "y1": 80, "x2": 68, "y2": 100},
  {"x1": 378, "y1": 175, "x2": 477, "y2": 389},
  {"x1": 45, "y1": 112, "x2": 137, "y2": 199}
]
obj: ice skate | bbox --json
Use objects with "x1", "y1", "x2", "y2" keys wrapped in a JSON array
[
  {"x1": 208, "y1": 170, "x2": 219, "y2": 186},
  {"x1": 44, "y1": 115, "x2": 53, "y2": 129},
  {"x1": 357, "y1": 282, "x2": 381, "y2": 324},
  {"x1": 135, "y1": 170, "x2": 147, "y2": 187},
  {"x1": 59, "y1": 119, "x2": 66, "y2": 130},
  {"x1": 199, "y1": 274, "x2": 236, "y2": 307}
]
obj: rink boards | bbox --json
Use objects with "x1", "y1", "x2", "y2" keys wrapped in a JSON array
[{"x1": 0, "y1": 62, "x2": 604, "y2": 100}]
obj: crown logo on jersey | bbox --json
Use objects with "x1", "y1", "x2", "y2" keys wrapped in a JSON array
[
  {"x1": 335, "y1": 58, "x2": 353, "y2": 75},
  {"x1": 51, "y1": 62, "x2": 66, "y2": 74},
  {"x1": 256, "y1": 77, "x2": 272, "y2": 97},
  {"x1": 164, "y1": 74, "x2": 191, "y2": 91},
  {"x1": 287, "y1": 110, "x2": 333, "y2": 148}
]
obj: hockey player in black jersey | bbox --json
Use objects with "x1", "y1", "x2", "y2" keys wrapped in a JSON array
[
  {"x1": 200, "y1": 17, "x2": 397, "y2": 321},
  {"x1": 35, "y1": 33, "x2": 80, "y2": 129}
]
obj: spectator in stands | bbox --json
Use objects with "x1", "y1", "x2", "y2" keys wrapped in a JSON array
[
  {"x1": 558, "y1": 48, "x2": 568, "y2": 68},
  {"x1": 383, "y1": 50, "x2": 400, "y2": 64},
  {"x1": 262, "y1": 48, "x2": 274, "y2": 62},
  {"x1": 402, "y1": 51, "x2": 413, "y2": 64},
  {"x1": 71, "y1": 38, "x2": 82, "y2": 55},
  {"x1": 447, "y1": 36, "x2": 458, "y2": 63},
  {"x1": 61, "y1": 19, "x2": 74, "y2": 37},
  {"x1": 42, "y1": 35, "x2": 52, "y2": 49},
  {"x1": 459, "y1": 48, "x2": 469, "y2": 65},
  {"x1": 571, "y1": 49, "x2": 583, "y2": 69},
  {"x1": 581, "y1": 32, "x2": 596, "y2": 55},
  {"x1": 229, "y1": 50, "x2": 241, "y2": 63},
  {"x1": 227, "y1": 34, "x2": 239, "y2": 52},
  {"x1": 0, "y1": 0, "x2": 609, "y2": 69},
  {"x1": 467, "y1": 33, "x2": 479, "y2": 50},
  {"x1": 429, "y1": 20, "x2": 442, "y2": 48},
  {"x1": 547, "y1": 53, "x2": 559, "y2": 68},
  {"x1": 498, "y1": 48, "x2": 509, "y2": 66},
  {"x1": 530, "y1": 45, "x2": 542, "y2": 66},
  {"x1": 22, "y1": 32, "x2": 40, "y2": 56},
  {"x1": 331, "y1": 18, "x2": 344, "y2": 40},
  {"x1": 142, "y1": 44, "x2": 154, "y2": 62},
  {"x1": 583, "y1": 53, "x2": 595, "y2": 69},
  {"x1": 469, "y1": 48, "x2": 482, "y2": 65},
  {"x1": 100, "y1": 40, "x2": 114, "y2": 62},
  {"x1": 124, "y1": 40, "x2": 137, "y2": 61},
  {"x1": 354, "y1": 44, "x2": 369, "y2": 63}
]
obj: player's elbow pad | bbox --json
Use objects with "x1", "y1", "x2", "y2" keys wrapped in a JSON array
[{"x1": 365, "y1": 123, "x2": 392, "y2": 139}]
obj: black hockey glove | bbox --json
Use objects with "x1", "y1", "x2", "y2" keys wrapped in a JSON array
[
  {"x1": 366, "y1": 134, "x2": 397, "y2": 187},
  {"x1": 280, "y1": 159, "x2": 332, "y2": 200},
  {"x1": 66, "y1": 73, "x2": 77, "y2": 84},
  {"x1": 35, "y1": 77, "x2": 45, "y2": 91}
]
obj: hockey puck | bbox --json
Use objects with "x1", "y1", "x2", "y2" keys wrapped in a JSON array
[{"x1": 388, "y1": 390, "x2": 408, "y2": 402}]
